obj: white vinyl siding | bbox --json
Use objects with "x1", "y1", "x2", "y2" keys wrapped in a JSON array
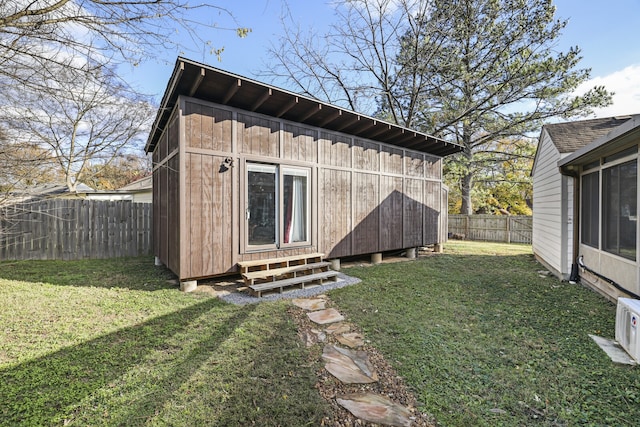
[{"x1": 532, "y1": 129, "x2": 573, "y2": 279}]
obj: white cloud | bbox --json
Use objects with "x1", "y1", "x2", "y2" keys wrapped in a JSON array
[{"x1": 576, "y1": 64, "x2": 640, "y2": 118}]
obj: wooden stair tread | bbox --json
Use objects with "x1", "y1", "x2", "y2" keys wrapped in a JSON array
[
  {"x1": 250, "y1": 271, "x2": 339, "y2": 293},
  {"x1": 238, "y1": 252, "x2": 325, "y2": 271},
  {"x1": 242, "y1": 261, "x2": 330, "y2": 281}
]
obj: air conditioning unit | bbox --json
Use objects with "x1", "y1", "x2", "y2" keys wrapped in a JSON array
[{"x1": 615, "y1": 298, "x2": 640, "y2": 362}]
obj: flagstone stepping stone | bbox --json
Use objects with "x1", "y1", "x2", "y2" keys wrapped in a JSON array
[
  {"x1": 301, "y1": 328, "x2": 327, "y2": 347},
  {"x1": 336, "y1": 332, "x2": 365, "y2": 348},
  {"x1": 322, "y1": 345, "x2": 378, "y2": 383},
  {"x1": 336, "y1": 392, "x2": 412, "y2": 427},
  {"x1": 307, "y1": 308, "x2": 344, "y2": 325},
  {"x1": 325, "y1": 322, "x2": 351, "y2": 335},
  {"x1": 292, "y1": 297, "x2": 326, "y2": 311}
]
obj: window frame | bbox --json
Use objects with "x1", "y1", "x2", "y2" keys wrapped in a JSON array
[
  {"x1": 602, "y1": 157, "x2": 637, "y2": 261},
  {"x1": 244, "y1": 161, "x2": 312, "y2": 252},
  {"x1": 580, "y1": 170, "x2": 600, "y2": 249}
]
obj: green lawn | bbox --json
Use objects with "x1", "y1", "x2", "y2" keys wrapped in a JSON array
[
  {"x1": 1, "y1": 242, "x2": 639, "y2": 426},
  {"x1": 333, "y1": 241, "x2": 640, "y2": 426},
  {"x1": 0, "y1": 257, "x2": 329, "y2": 426}
]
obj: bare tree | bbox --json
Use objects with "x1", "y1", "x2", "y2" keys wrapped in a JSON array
[
  {"x1": 0, "y1": 0, "x2": 249, "y2": 89},
  {"x1": 265, "y1": 0, "x2": 444, "y2": 125},
  {"x1": 265, "y1": 0, "x2": 612, "y2": 214},
  {"x1": 4, "y1": 58, "x2": 155, "y2": 192},
  {"x1": 0, "y1": 127, "x2": 63, "y2": 203},
  {"x1": 0, "y1": 0, "x2": 250, "y2": 198}
]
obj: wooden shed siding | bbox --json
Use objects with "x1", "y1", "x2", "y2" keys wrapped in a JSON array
[
  {"x1": 184, "y1": 152, "x2": 234, "y2": 278},
  {"x1": 403, "y1": 178, "x2": 424, "y2": 247},
  {"x1": 353, "y1": 139, "x2": 380, "y2": 171},
  {"x1": 532, "y1": 130, "x2": 566, "y2": 276},
  {"x1": 167, "y1": 153, "x2": 180, "y2": 275},
  {"x1": 380, "y1": 145, "x2": 404, "y2": 175},
  {"x1": 237, "y1": 113, "x2": 280, "y2": 157},
  {"x1": 423, "y1": 181, "x2": 440, "y2": 244},
  {"x1": 425, "y1": 154, "x2": 441, "y2": 180},
  {"x1": 319, "y1": 132, "x2": 351, "y2": 167},
  {"x1": 319, "y1": 168, "x2": 352, "y2": 258},
  {"x1": 184, "y1": 101, "x2": 233, "y2": 152},
  {"x1": 352, "y1": 172, "x2": 380, "y2": 254},
  {"x1": 405, "y1": 151, "x2": 424, "y2": 177},
  {"x1": 379, "y1": 175, "x2": 404, "y2": 251},
  {"x1": 283, "y1": 123, "x2": 318, "y2": 163},
  {"x1": 152, "y1": 95, "x2": 448, "y2": 279}
]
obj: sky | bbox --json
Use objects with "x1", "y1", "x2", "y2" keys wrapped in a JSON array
[{"x1": 128, "y1": 0, "x2": 640, "y2": 119}]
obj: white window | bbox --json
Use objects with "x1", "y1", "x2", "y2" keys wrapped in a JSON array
[{"x1": 246, "y1": 163, "x2": 310, "y2": 250}]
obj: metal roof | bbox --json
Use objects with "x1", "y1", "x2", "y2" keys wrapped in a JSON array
[{"x1": 145, "y1": 57, "x2": 463, "y2": 157}]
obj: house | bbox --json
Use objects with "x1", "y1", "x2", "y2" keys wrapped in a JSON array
[
  {"x1": 2, "y1": 183, "x2": 95, "y2": 205},
  {"x1": 4, "y1": 177, "x2": 152, "y2": 205},
  {"x1": 532, "y1": 115, "x2": 640, "y2": 301},
  {"x1": 85, "y1": 176, "x2": 152, "y2": 203},
  {"x1": 144, "y1": 57, "x2": 463, "y2": 289},
  {"x1": 116, "y1": 175, "x2": 152, "y2": 203}
]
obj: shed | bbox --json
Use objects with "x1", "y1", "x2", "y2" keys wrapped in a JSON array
[
  {"x1": 145, "y1": 58, "x2": 463, "y2": 288},
  {"x1": 532, "y1": 114, "x2": 640, "y2": 300}
]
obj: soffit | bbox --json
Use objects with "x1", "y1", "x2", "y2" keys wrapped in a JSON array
[{"x1": 145, "y1": 58, "x2": 463, "y2": 157}]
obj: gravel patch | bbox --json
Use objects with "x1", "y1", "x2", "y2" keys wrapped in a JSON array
[{"x1": 218, "y1": 272, "x2": 361, "y2": 305}]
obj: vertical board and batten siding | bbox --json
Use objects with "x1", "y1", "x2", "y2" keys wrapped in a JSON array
[
  {"x1": 352, "y1": 171, "x2": 380, "y2": 254},
  {"x1": 283, "y1": 124, "x2": 318, "y2": 162},
  {"x1": 152, "y1": 95, "x2": 446, "y2": 280},
  {"x1": 532, "y1": 129, "x2": 572, "y2": 278},
  {"x1": 379, "y1": 175, "x2": 403, "y2": 252},
  {"x1": 183, "y1": 103, "x2": 234, "y2": 279},
  {"x1": 0, "y1": 199, "x2": 151, "y2": 260},
  {"x1": 403, "y1": 178, "x2": 424, "y2": 248},
  {"x1": 152, "y1": 112, "x2": 181, "y2": 276},
  {"x1": 319, "y1": 168, "x2": 352, "y2": 258}
]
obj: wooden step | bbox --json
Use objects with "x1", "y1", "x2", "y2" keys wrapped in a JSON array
[
  {"x1": 238, "y1": 252, "x2": 325, "y2": 274},
  {"x1": 249, "y1": 270, "x2": 339, "y2": 297},
  {"x1": 242, "y1": 261, "x2": 331, "y2": 286}
]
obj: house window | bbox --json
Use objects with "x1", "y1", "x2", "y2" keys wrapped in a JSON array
[
  {"x1": 603, "y1": 160, "x2": 637, "y2": 260},
  {"x1": 246, "y1": 163, "x2": 310, "y2": 249},
  {"x1": 581, "y1": 171, "x2": 599, "y2": 248}
]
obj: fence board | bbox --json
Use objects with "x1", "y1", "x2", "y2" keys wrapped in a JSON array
[
  {"x1": 448, "y1": 214, "x2": 532, "y2": 244},
  {"x1": 0, "y1": 199, "x2": 152, "y2": 261}
]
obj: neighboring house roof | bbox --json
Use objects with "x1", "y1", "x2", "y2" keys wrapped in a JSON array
[
  {"x1": 543, "y1": 116, "x2": 635, "y2": 154},
  {"x1": 6, "y1": 183, "x2": 94, "y2": 202},
  {"x1": 145, "y1": 57, "x2": 464, "y2": 157},
  {"x1": 118, "y1": 175, "x2": 152, "y2": 191}
]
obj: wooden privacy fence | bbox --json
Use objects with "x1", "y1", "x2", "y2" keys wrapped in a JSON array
[
  {"x1": 0, "y1": 199, "x2": 152, "y2": 261},
  {"x1": 448, "y1": 214, "x2": 532, "y2": 244}
]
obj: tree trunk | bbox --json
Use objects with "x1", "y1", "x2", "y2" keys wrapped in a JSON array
[{"x1": 460, "y1": 172, "x2": 473, "y2": 215}]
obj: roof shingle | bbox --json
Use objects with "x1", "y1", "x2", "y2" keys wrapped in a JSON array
[{"x1": 543, "y1": 116, "x2": 634, "y2": 153}]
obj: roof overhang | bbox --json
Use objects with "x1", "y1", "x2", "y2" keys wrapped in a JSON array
[
  {"x1": 145, "y1": 57, "x2": 463, "y2": 157},
  {"x1": 558, "y1": 115, "x2": 640, "y2": 174}
]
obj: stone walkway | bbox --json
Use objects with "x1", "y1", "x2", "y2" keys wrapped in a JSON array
[{"x1": 292, "y1": 296, "x2": 415, "y2": 427}]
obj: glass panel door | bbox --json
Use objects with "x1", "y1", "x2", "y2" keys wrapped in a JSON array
[
  {"x1": 282, "y1": 167, "x2": 309, "y2": 244},
  {"x1": 247, "y1": 164, "x2": 277, "y2": 247}
]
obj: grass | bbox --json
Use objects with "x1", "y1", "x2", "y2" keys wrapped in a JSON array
[
  {"x1": 0, "y1": 257, "x2": 330, "y2": 426},
  {"x1": 2, "y1": 242, "x2": 639, "y2": 426},
  {"x1": 331, "y1": 241, "x2": 640, "y2": 426}
]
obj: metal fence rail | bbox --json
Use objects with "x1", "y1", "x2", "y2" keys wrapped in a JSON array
[
  {"x1": 448, "y1": 214, "x2": 532, "y2": 244},
  {"x1": 0, "y1": 199, "x2": 152, "y2": 261}
]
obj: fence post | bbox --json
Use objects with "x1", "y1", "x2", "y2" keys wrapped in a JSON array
[
  {"x1": 465, "y1": 215, "x2": 470, "y2": 239},
  {"x1": 506, "y1": 216, "x2": 511, "y2": 243}
]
